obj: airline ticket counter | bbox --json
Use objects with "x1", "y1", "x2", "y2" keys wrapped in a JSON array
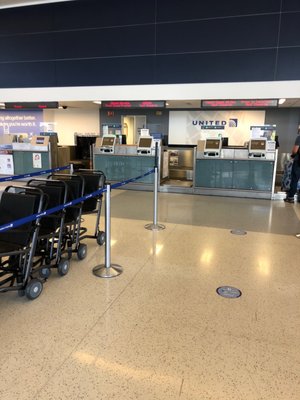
[
  {"x1": 0, "y1": 134, "x2": 58, "y2": 176},
  {"x1": 93, "y1": 136, "x2": 159, "y2": 187},
  {"x1": 194, "y1": 139, "x2": 277, "y2": 199}
]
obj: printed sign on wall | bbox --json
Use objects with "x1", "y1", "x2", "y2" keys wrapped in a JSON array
[
  {"x1": 0, "y1": 150, "x2": 14, "y2": 175},
  {"x1": 169, "y1": 110, "x2": 265, "y2": 146},
  {"x1": 0, "y1": 111, "x2": 43, "y2": 138},
  {"x1": 32, "y1": 153, "x2": 42, "y2": 169}
]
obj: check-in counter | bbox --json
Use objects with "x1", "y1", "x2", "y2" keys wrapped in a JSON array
[
  {"x1": 93, "y1": 145, "x2": 156, "y2": 186},
  {"x1": 12, "y1": 142, "x2": 51, "y2": 175},
  {"x1": 194, "y1": 146, "x2": 277, "y2": 199}
]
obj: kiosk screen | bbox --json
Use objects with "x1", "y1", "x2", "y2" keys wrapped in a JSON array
[
  {"x1": 205, "y1": 139, "x2": 221, "y2": 150},
  {"x1": 102, "y1": 137, "x2": 115, "y2": 146},
  {"x1": 249, "y1": 140, "x2": 266, "y2": 151},
  {"x1": 138, "y1": 137, "x2": 152, "y2": 148}
]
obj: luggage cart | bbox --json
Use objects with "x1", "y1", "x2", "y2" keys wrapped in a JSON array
[
  {"x1": 0, "y1": 186, "x2": 46, "y2": 300},
  {"x1": 27, "y1": 178, "x2": 71, "y2": 277},
  {"x1": 47, "y1": 173, "x2": 87, "y2": 260},
  {"x1": 76, "y1": 169, "x2": 106, "y2": 246}
]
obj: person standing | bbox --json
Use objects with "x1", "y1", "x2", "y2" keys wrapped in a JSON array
[{"x1": 284, "y1": 128, "x2": 300, "y2": 203}]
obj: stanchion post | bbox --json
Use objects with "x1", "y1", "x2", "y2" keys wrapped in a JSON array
[
  {"x1": 93, "y1": 183, "x2": 123, "y2": 278},
  {"x1": 145, "y1": 143, "x2": 165, "y2": 231}
]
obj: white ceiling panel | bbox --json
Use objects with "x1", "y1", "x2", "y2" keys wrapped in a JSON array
[{"x1": 0, "y1": 0, "x2": 74, "y2": 9}]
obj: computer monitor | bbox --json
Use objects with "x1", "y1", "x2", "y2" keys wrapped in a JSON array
[
  {"x1": 222, "y1": 137, "x2": 228, "y2": 147},
  {"x1": 249, "y1": 139, "x2": 266, "y2": 152},
  {"x1": 204, "y1": 139, "x2": 221, "y2": 151},
  {"x1": 102, "y1": 136, "x2": 116, "y2": 147},
  {"x1": 138, "y1": 137, "x2": 153, "y2": 148}
]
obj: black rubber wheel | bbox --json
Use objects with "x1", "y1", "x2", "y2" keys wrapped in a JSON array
[
  {"x1": 57, "y1": 258, "x2": 70, "y2": 276},
  {"x1": 25, "y1": 279, "x2": 43, "y2": 300},
  {"x1": 77, "y1": 243, "x2": 87, "y2": 260},
  {"x1": 97, "y1": 231, "x2": 105, "y2": 246},
  {"x1": 39, "y1": 267, "x2": 51, "y2": 279},
  {"x1": 67, "y1": 247, "x2": 73, "y2": 260}
]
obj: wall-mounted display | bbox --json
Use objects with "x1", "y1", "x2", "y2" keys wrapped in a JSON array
[
  {"x1": 102, "y1": 101, "x2": 165, "y2": 109},
  {"x1": 201, "y1": 99, "x2": 278, "y2": 108}
]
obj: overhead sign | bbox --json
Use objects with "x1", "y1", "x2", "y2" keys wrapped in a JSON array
[
  {"x1": 5, "y1": 102, "x2": 59, "y2": 110},
  {"x1": 102, "y1": 101, "x2": 165, "y2": 109},
  {"x1": 201, "y1": 99, "x2": 278, "y2": 108}
]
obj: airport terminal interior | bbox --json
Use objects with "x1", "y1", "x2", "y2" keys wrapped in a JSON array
[
  {"x1": 1, "y1": 1, "x2": 300, "y2": 399},
  {"x1": 0, "y1": 187, "x2": 300, "y2": 400}
]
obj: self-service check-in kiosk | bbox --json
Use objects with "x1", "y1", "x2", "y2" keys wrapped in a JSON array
[
  {"x1": 204, "y1": 138, "x2": 222, "y2": 157},
  {"x1": 137, "y1": 136, "x2": 153, "y2": 155},
  {"x1": 248, "y1": 139, "x2": 267, "y2": 159},
  {"x1": 99, "y1": 135, "x2": 116, "y2": 153}
]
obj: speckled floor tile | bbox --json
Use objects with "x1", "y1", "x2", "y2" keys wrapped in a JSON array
[{"x1": 0, "y1": 190, "x2": 299, "y2": 399}]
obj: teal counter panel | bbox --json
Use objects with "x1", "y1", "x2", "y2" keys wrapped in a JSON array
[
  {"x1": 13, "y1": 151, "x2": 50, "y2": 175},
  {"x1": 195, "y1": 159, "x2": 233, "y2": 189},
  {"x1": 232, "y1": 160, "x2": 251, "y2": 190},
  {"x1": 195, "y1": 158, "x2": 274, "y2": 191},
  {"x1": 94, "y1": 154, "x2": 154, "y2": 184}
]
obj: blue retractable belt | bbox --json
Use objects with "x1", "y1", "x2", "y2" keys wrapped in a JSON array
[{"x1": 0, "y1": 168, "x2": 154, "y2": 233}]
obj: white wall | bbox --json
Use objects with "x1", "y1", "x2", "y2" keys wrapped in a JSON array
[
  {"x1": 43, "y1": 108, "x2": 100, "y2": 145},
  {"x1": 2, "y1": 80, "x2": 300, "y2": 103},
  {"x1": 169, "y1": 110, "x2": 265, "y2": 146}
]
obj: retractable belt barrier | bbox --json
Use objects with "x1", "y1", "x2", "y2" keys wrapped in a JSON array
[
  {"x1": 0, "y1": 168, "x2": 155, "y2": 233},
  {"x1": 0, "y1": 165, "x2": 71, "y2": 182}
]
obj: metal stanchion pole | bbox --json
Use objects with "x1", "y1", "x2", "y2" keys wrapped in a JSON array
[
  {"x1": 93, "y1": 183, "x2": 123, "y2": 278},
  {"x1": 145, "y1": 143, "x2": 165, "y2": 231}
]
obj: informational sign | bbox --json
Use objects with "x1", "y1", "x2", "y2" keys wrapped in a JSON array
[
  {"x1": 169, "y1": 110, "x2": 265, "y2": 146},
  {"x1": 102, "y1": 101, "x2": 165, "y2": 108},
  {"x1": 0, "y1": 150, "x2": 14, "y2": 175},
  {"x1": 201, "y1": 99, "x2": 278, "y2": 108},
  {"x1": 32, "y1": 153, "x2": 42, "y2": 169},
  {"x1": 5, "y1": 102, "x2": 58, "y2": 110},
  {"x1": 250, "y1": 125, "x2": 276, "y2": 140},
  {"x1": 0, "y1": 111, "x2": 43, "y2": 137}
]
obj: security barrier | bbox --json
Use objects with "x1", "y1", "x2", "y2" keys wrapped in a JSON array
[
  {"x1": 0, "y1": 167, "x2": 155, "y2": 233},
  {"x1": 0, "y1": 164, "x2": 71, "y2": 182},
  {"x1": 0, "y1": 164, "x2": 164, "y2": 299}
]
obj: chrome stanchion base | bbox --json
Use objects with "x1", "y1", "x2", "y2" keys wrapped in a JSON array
[
  {"x1": 144, "y1": 223, "x2": 166, "y2": 231},
  {"x1": 92, "y1": 264, "x2": 123, "y2": 278},
  {"x1": 296, "y1": 233, "x2": 300, "y2": 239}
]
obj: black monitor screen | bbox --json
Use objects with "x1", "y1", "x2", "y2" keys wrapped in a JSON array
[
  {"x1": 139, "y1": 137, "x2": 152, "y2": 148},
  {"x1": 205, "y1": 139, "x2": 221, "y2": 150},
  {"x1": 102, "y1": 137, "x2": 115, "y2": 146},
  {"x1": 222, "y1": 137, "x2": 228, "y2": 147}
]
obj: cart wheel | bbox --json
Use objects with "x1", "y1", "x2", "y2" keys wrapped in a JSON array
[
  {"x1": 25, "y1": 279, "x2": 43, "y2": 300},
  {"x1": 45, "y1": 256, "x2": 51, "y2": 265},
  {"x1": 67, "y1": 246, "x2": 73, "y2": 260},
  {"x1": 57, "y1": 258, "x2": 70, "y2": 276},
  {"x1": 77, "y1": 244, "x2": 87, "y2": 260},
  {"x1": 39, "y1": 267, "x2": 51, "y2": 279},
  {"x1": 97, "y1": 231, "x2": 105, "y2": 246}
]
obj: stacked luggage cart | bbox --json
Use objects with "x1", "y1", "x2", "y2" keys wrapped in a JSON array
[
  {"x1": 0, "y1": 169, "x2": 106, "y2": 300},
  {"x1": 0, "y1": 186, "x2": 46, "y2": 299}
]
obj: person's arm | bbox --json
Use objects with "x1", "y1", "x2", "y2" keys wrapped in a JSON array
[
  {"x1": 291, "y1": 144, "x2": 299, "y2": 156},
  {"x1": 291, "y1": 136, "x2": 300, "y2": 157}
]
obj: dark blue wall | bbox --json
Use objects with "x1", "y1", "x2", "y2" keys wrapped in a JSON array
[{"x1": 0, "y1": 0, "x2": 300, "y2": 87}]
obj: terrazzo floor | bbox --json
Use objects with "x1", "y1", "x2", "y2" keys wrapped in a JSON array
[{"x1": 0, "y1": 189, "x2": 300, "y2": 399}]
